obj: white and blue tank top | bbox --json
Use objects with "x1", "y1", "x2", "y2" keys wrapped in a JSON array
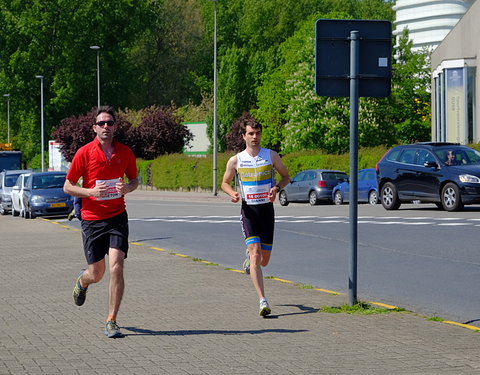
[{"x1": 236, "y1": 148, "x2": 275, "y2": 205}]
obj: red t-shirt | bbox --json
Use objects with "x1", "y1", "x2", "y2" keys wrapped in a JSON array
[{"x1": 66, "y1": 138, "x2": 137, "y2": 220}]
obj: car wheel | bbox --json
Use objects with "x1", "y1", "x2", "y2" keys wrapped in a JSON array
[
  {"x1": 0, "y1": 205, "x2": 6, "y2": 215},
  {"x1": 24, "y1": 209, "x2": 30, "y2": 219},
  {"x1": 279, "y1": 190, "x2": 289, "y2": 206},
  {"x1": 381, "y1": 182, "x2": 401, "y2": 210},
  {"x1": 29, "y1": 207, "x2": 36, "y2": 219},
  {"x1": 334, "y1": 191, "x2": 343, "y2": 205},
  {"x1": 441, "y1": 183, "x2": 464, "y2": 211},
  {"x1": 368, "y1": 190, "x2": 378, "y2": 205},
  {"x1": 309, "y1": 191, "x2": 319, "y2": 206},
  {"x1": 12, "y1": 207, "x2": 19, "y2": 217}
]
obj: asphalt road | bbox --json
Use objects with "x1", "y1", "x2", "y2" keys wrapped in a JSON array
[{"x1": 56, "y1": 194, "x2": 480, "y2": 328}]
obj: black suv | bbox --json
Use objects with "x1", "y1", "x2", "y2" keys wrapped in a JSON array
[{"x1": 376, "y1": 142, "x2": 480, "y2": 211}]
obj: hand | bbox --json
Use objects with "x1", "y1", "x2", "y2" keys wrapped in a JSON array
[
  {"x1": 230, "y1": 192, "x2": 240, "y2": 203},
  {"x1": 115, "y1": 179, "x2": 129, "y2": 196},
  {"x1": 91, "y1": 181, "x2": 108, "y2": 197},
  {"x1": 268, "y1": 187, "x2": 277, "y2": 203}
]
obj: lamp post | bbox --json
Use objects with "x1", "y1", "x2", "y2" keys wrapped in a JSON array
[
  {"x1": 209, "y1": 0, "x2": 218, "y2": 196},
  {"x1": 3, "y1": 94, "x2": 10, "y2": 144},
  {"x1": 90, "y1": 45, "x2": 101, "y2": 108},
  {"x1": 35, "y1": 75, "x2": 45, "y2": 172}
]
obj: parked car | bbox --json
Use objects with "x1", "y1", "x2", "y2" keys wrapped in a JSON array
[
  {"x1": 23, "y1": 171, "x2": 74, "y2": 218},
  {"x1": 279, "y1": 169, "x2": 348, "y2": 206},
  {"x1": 376, "y1": 142, "x2": 480, "y2": 211},
  {"x1": 332, "y1": 168, "x2": 379, "y2": 205},
  {"x1": 0, "y1": 169, "x2": 31, "y2": 215},
  {"x1": 11, "y1": 173, "x2": 31, "y2": 217}
]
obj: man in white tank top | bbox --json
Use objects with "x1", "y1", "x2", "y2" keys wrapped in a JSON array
[{"x1": 222, "y1": 115, "x2": 290, "y2": 317}]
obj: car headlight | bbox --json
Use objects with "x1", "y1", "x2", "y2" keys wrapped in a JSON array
[
  {"x1": 31, "y1": 195, "x2": 46, "y2": 203},
  {"x1": 459, "y1": 174, "x2": 480, "y2": 183}
]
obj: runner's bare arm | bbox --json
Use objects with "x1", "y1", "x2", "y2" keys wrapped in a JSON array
[
  {"x1": 221, "y1": 155, "x2": 240, "y2": 203},
  {"x1": 63, "y1": 179, "x2": 107, "y2": 198},
  {"x1": 116, "y1": 177, "x2": 138, "y2": 196},
  {"x1": 268, "y1": 151, "x2": 290, "y2": 202}
]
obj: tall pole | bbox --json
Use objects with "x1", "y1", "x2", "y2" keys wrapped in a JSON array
[
  {"x1": 35, "y1": 76, "x2": 45, "y2": 172},
  {"x1": 90, "y1": 46, "x2": 101, "y2": 108},
  {"x1": 3, "y1": 94, "x2": 10, "y2": 143},
  {"x1": 348, "y1": 31, "x2": 359, "y2": 306},
  {"x1": 210, "y1": 0, "x2": 218, "y2": 196}
]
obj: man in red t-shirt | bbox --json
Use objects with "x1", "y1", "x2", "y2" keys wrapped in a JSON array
[{"x1": 64, "y1": 106, "x2": 138, "y2": 338}]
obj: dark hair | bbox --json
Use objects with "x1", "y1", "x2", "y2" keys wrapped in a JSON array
[
  {"x1": 94, "y1": 106, "x2": 116, "y2": 123},
  {"x1": 239, "y1": 113, "x2": 262, "y2": 135}
]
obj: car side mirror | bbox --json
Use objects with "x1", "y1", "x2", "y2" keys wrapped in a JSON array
[{"x1": 424, "y1": 161, "x2": 439, "y2": 169}]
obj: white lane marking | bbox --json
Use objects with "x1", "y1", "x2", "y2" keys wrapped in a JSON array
[{"x1": 126, "y1": 216, "x2": 476, "y2": 227}]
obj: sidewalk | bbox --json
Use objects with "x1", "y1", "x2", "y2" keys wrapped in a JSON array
[{"x1": 1, "y1": 208, "x2": 480, "y2": 374}]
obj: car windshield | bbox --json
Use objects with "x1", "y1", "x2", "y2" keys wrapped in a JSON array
[
  {"x1": 32, "y1": 175, "x2": 66, "y2": 189},
  {"x1": 433, "y1": 147, "x2": 480, "y2": 166},
  {"x1": 5, "y1": 174, "x2": 21, "y2": 187}
]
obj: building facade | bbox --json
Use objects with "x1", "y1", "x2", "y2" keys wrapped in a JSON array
[
  {"x1": 394, "y1": 0, "x2": 474, "y2": 53},
  {"x1": 431, "y1": 0, "x2": 479, "y2": 144}
]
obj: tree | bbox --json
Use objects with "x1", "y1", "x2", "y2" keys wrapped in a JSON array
[
  {"x1": 130, "y1": 0, "x2": 211, "y2": 107},
  {"x1": 0, "y1": 0, "x2": 153, "y2": 162},
  {"x1": 390, "y1": 29, "x2": 432, "y2": 143}
]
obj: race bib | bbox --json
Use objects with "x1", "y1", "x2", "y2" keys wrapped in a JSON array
[
  {"x1": 244, "y1": 184, "x2": 270, "y2": 205},
  {"x1": 95, "y1": 178, "x2": 122, "y2": 201}
]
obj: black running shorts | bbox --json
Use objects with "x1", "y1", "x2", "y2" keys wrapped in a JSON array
[
  {"x1": 81, "y1": 211, "x2": 129, "y2": 264},
  {"x1": 240, "y1": 201, "x2": 274, "y2": 251}
]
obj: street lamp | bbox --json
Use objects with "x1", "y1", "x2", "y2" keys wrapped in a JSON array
[
  {"x1": 209, "y1": 0, "x2": 218, "y2": 196},
  {"x1": 35, "y1": 75, "x2": 45, "y2": 172},
  {"x1": 3, "y1": 94, "x2": 10, "y2": 144},
  {"x1": 90, "y1": 45, "x2": 101, "y2": 108}
]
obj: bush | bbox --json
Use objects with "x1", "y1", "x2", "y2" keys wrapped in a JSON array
[
  {"x1": 226, "y1": 112, "x2": 250, "y2": 152},
  {"x1": 127, "y1": 106, "x2": 193, "y2": 160}
]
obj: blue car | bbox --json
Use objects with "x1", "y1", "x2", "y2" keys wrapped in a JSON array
[
  {"x1": 332, "y1": 168, "x2": 379, "y2": 205},
  {"x1": 22, "y1": 171, "x2": 74, "y2": 219}
]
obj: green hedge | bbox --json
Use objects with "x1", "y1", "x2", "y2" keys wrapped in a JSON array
[
  {"x1": 139, "y1": 146, "x2": 390, "y2": 191},
  {"x1": 146, "y1": 153, "x2": 233, "y2": 191}
]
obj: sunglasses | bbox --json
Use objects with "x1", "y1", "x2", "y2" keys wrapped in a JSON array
[{"x1": 95, "y1": 120, "x2": 115, "y2": 127}]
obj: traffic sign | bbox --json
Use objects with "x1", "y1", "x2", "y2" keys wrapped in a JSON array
[{"x1": 315, "y1": 19, "x2": 392, "y2": 97}]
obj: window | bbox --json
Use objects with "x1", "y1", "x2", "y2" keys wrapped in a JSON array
[
  {"x1": 433, "y1": 61, "x2": 476, "y2": 144},
  {"x1": 292, "y1": 172, "x2": 305, "y2": 183},
  {"x1": 416, "y1": 150, "x2": 435, "y2": 166},
  {"x1": 399, "y1": 149, "x2": 417, "y2": 164}
]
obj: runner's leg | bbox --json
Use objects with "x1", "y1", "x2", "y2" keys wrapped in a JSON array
[
  {"x1": 82, "y1": 259, "x2": 106, "y2": 286},
  {"x1": 249, "y1": 242, "x2": 265, "y2": 299},
  {"x1": 107, "y1": 247, "x2": 125, "y2": 320}
]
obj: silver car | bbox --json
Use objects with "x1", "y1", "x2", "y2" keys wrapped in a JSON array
[
  {"x1": 0, "y1": 169, "x2": 31, "y2": 215},
  {"x1": 279, "y1": 169, "x2": 348, "y2": 206}
]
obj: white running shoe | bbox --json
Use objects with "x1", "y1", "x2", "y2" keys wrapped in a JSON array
[{"x1": 259, "y1": 299, "x2": 271, "y2": 317}]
